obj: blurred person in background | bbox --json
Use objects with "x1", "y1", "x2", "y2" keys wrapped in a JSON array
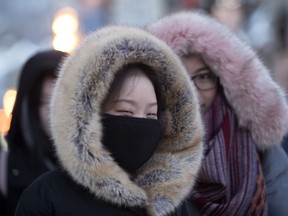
[
  {"x1": 0, "y1": 50, "x2": 67, "y2": 216},
  {"x1": 200, "y1": 0, "x2": 250, "y2": 42},
  {"x1": 149, "y1": 11, "x2": 288, "y2": 216},
  {"x1": 245, "y1": 0, "x2": 288, "y2": 71},
  {"x1": 200, "y1": 0, "x2": 288, "y2": 72}
]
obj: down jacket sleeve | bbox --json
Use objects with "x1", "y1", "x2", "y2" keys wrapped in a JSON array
[{"x1": 261, "y1": 145, "x2": 288, "y2": 216}]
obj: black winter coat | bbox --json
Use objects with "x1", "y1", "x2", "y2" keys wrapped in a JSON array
[
  {"x1": 6, "y1": 149, "x2": 49, "y2": 216},
  {"x1": 15, "y1": 170, "x2": 200, "y2": 216}
]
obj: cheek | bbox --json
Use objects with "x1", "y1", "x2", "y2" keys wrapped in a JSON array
[
  {"x1": 206, "y1": 90, "x2": 217, "y2": 106},
  {"x1": 39, "y1": 104, "x2": 50, "y2": 134},
  {"x1": 39, "y1": 105, "x2": 45, "y2": 123},
  {"x1": 200, "y1": 89, "x2": 217, "y2": 110}
]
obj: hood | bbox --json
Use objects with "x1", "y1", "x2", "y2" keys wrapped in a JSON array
[
  {"x1": 148, "y1": 11, "x2": 288, "y2": 150},
  {"x1": 50, "y1": 26, "x2": 204, "y2": 216}
]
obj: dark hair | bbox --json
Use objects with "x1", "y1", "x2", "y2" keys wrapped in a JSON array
[
  {"x1": 6, "y1": 50, "x2": 67, "y2": 164},
  {"x1": 102, "y1": 63, "x2": 164, "y2": 118}
]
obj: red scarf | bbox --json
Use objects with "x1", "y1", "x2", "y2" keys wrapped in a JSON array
[{"x1": 191, "y1": 93, "x2": 268, "y2": 215}]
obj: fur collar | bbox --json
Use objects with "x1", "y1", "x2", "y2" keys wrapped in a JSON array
[
  {"x1": 50, "y1": 26, "x2": 204, "y2": 216},
  {"x1": 148, "y1": 11, "x2": 288, "y2": 150}
]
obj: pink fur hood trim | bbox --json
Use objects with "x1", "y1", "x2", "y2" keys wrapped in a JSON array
[{"x1": 148, "y1": 11, "x2": 288, "y2": 150}]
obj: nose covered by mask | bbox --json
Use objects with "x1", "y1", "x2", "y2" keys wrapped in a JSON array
[{"x1": 101, "y1": 114, "x2": 163, "y2": 174}]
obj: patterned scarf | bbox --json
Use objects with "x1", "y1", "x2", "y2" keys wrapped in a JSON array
[{"x1": 191, "y1": 93, "x2": 268, "y2": 216}]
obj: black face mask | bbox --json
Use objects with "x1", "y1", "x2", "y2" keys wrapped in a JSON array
[{"x1": 101, "y1": 114, "x2": 162, "y2": 174}]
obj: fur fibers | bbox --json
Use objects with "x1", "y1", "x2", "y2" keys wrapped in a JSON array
[
  {"x1": 148, "y1": 11, "x2": 288, "y2": 150},
  {"x1": 50, "y1": 26, "x2": 204, "y2": 216}
]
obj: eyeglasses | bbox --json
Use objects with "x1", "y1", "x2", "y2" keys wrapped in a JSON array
[{"x1": 191, "y1": 71, "x2": 218, "y2": 90}]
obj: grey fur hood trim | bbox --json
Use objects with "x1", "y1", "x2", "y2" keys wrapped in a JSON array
[
  {"x1": 148, "y1": 11, "x2": 288, "y2": 150},
  {"x1": 50, "y1": 26, "x2": 204, "y2": 216}
]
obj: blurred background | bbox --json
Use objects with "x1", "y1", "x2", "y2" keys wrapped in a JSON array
[{"x1": 0, "y1": 0, "x2": 288, "y2": 135}]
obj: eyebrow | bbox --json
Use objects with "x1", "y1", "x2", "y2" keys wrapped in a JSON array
[{"x1": 113, "y1": 99, "x2": 158, "y2": 107}]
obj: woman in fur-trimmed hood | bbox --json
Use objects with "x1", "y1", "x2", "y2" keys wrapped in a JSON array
[
  {"x1": 15, "y1": 26, "x2": 204, "y2": 216},
  {"x1": 148, "y1": 11, "x2": 288, "y2": 216}
]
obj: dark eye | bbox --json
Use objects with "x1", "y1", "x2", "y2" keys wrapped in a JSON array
[
  {"x1": 198, "y1": 73, "x2": 209, "y2": 80},
  {"x1": 193, "y1": 72, "x2": 211, "y2": 80},
  {"x1": 117, "y1": 110, "x2": 133, "y2": 116},
  {"x1": 191, "y1": 69, "x2": 218, "y2": 90},
  {"x1": 193, "y1": 71, "x2": 215, "y2": 80}
]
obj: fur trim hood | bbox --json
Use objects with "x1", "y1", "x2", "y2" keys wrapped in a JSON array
[
  {"x1": 148, "y1": 11, "x2": 288, "y2": 150},
  {"x1": 50, "y1": 26, "x2": 204, "y2": 216}
]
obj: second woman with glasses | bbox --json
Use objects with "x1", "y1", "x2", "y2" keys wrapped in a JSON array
[{"x1": 149, "y1": 11, "x2": 288, "y2": 216}]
